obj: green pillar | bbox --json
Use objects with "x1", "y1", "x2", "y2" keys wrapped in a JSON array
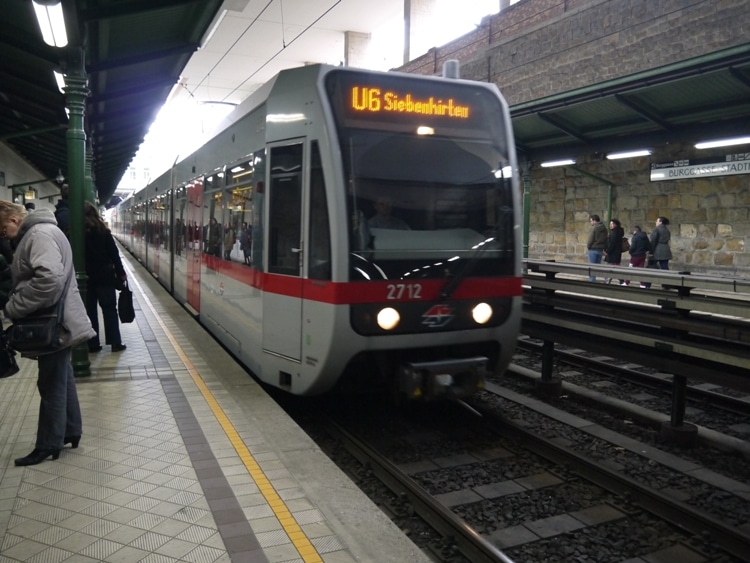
[
  {"x1": 65, "y1": 46, "x2": 91, "y2": 377},
  {"x1": 85, "y1": 142, "x2": 95, "y2": 203}
]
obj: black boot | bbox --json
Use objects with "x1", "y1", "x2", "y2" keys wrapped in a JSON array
[
  {"x1": 64, "y1": 436, "x2": 81, "y2": 448},
  {"x1": 14, "y1": 448, "x2": 61, "y2": 466}
]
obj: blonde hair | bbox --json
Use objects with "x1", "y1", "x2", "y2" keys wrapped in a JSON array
[{"x1": 0, "y1": 201, "x2": 28, "y2": 226}]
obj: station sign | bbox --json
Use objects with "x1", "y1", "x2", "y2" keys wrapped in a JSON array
[{"x1": 650, "y1": 153, "x2": 750, "y2": 181}]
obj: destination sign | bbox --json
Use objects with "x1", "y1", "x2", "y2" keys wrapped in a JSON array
[
  {"x1": 350, "y1": 87, "x2": 471, "y2": 119},
  {"x1": 325, "y1": 69, "x2": 500, "y2": 134}
]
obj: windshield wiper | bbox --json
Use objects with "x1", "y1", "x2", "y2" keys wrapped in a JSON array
[{"x1": 439, "y1": 203, "x2": 512, "y2": 300}]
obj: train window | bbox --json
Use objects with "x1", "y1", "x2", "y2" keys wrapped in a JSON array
[
  {"x1": 268, "y1": 144, "x2": 303, "y2": 276},
  {"x1": 308, "y1": 141, "x2": 331, "y2": 280},
  {"x1": 203, "y1": 190, "x2": 222, "y2": 257},
  {"x1": 342, "y1": 130, "x2": 515, "y2": 281},
  {"x1": 227, "y1": 158, "x2": 254, "y2": 187}
]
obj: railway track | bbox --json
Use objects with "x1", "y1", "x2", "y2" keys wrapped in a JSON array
[
  {"x1": 515, "y1": 336, "x2": 750, "y2": 415},
  {"x1": 282, "y1": 381, "x2": 748, "y2": 563}
]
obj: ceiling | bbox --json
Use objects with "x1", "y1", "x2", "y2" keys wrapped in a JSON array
[
  {"x1": 1, "y1": 0, "x2": 749, "y2": 207},
  {"x1": 0, "y1": 0, "x2": 403, "y2": 205},
  {"x1": 512, "y1": 44, "x2": 750, "y2": 163}
]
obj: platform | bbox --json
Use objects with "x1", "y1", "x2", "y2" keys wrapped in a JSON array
[{"x1": 0, "y1": 249, "x2": 429, "y2": 563}]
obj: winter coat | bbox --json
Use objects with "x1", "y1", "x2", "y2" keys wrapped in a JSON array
[
  {"x1": 650, "y1": 224, "x2": 673, "y2": 261},
  {"x1": 629, "y1": 231, "x2": 650, "y2": 257},
  {"x1": 587, "y1": 221, "x2": 608, "y2": 250},
  {"x1": 54, "y1": 198, "x2": 70, "y2": 237},
  {"x1": 4, "y1": 209, "x2": 96, "y2": 353},
  {"x1": 85, "y1": 227, "x2": 125, "y2": 287},
  {"x1": 604, "y1": 226, "x2": 624, "y2": 264}
]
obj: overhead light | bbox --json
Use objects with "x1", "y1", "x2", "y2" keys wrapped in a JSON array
[
  {"x1": 695, "y1": 136, "x2": 750, "y2": 149},
  {"x1": 541, "y1": 159, "x2": 575, "y2": 168},
  {"x1": 25, "y1": 188, "x2": 36, "y2": 200},
  {"x1": 54, "y1": 71, "x2": 65, "y2": 93},
  {"x1": 416, "y1": 126, "x2": 434, "y2": 135},
  {"x1": 606, "y1": 149, "x2": 651, "y2": 160},
  {"x1": 32, "y1": 0, "x2": 68, "y2": 47}
]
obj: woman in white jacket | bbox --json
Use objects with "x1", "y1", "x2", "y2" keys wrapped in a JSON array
[{"x1": 0, "y1": 201, "x2": 96, "y2": 466}]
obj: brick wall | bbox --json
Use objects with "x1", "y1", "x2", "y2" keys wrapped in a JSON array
[{"x1": 397, "y1": 0, "x2": 750, "y2": 277}]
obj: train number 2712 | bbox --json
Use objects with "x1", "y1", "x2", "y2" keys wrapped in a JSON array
[{"x1": 386, "y1": 283, "x2": 422, "y2": 300}]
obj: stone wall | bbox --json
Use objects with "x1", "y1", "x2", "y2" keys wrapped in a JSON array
[
  {"x1": 528, "y1": 142, "x2": 750, "y2": 276},
  {"x1": 397, "y1": 0, "x2": 750, "y2": 278}
]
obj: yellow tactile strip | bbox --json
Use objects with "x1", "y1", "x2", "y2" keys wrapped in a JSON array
[{"x1": 130, "y1": 276, "x2": 325, "y2": 563}]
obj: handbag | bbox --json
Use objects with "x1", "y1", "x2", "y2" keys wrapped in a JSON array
[
  {"x1": 621, "y1": 237, "x2": 630, "y2": 252},
  {"x1": 118, "y1": 280, "x2": 135, "y2": 323},
  {"x1": 0, "y1": 331, "x2": 19, "y2": 378},
  {"x1": 8, "y1": 299, "x2": 67, "y2": 353}
]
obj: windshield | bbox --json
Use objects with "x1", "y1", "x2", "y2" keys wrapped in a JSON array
[{"x1": 344, "y1": 130, "x2": 515, "y2": 281}]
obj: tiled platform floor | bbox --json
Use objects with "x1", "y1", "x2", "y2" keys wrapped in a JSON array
[{"x1": 0, "y1": 251, "x2": 428, "y2": 563}]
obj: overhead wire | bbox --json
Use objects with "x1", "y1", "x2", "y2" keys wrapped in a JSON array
[{"x1": 224, "y1": 0, "x2": 342, "y2": 102}]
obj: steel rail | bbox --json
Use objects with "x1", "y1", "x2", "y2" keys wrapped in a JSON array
[
  {"x1": 515, "y1": 338, "x2": 750, "y2": 414},
  {"x1": 469, "y1": 391, "x2": 750, "y2": 562},
  {"x1": 320, "y1": 416, "x2": 516, "y2": 563}
]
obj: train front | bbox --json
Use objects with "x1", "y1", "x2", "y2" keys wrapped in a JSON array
[{"x1": 325, "y1": 69, "x2": 522, "y2": 400}]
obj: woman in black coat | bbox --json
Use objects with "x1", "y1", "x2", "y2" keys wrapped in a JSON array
[
  {"x1": 604, "y1": 218, "x2": 625, "y2": 265},
  {"x1": 84, "y1": 202, "x2": 127, "y2": 353},
  {"x1": 604, "y1": 218, "x2": 624, "y2": 284}
]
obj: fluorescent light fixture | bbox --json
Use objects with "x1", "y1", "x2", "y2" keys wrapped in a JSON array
[
  {"x1": 493, "y1": 166, "x2": 513, "y2": 178},
  {"x1": 32, "y1": 0, "x2": 68, "y2": 47},
  {"x1": 540, "y1": 159, "x2": 575, "y2": 168},
  {"x1": 694, "y1": 136, "x2": 750, "y2": 149},
  {"x1": 54, "y1": 71, "x2": 65, "y2": 93},
  {"x1": 606, "y1": 149, "x2": 651, "y2": 160}
]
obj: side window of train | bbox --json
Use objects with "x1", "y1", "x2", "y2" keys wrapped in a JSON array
[
  {"x1": 268, "y1": 143, "x2": 303, "y2": 276},
  {"x1": 225, "y1": 158, "x2": 256, "y2": 264},
  {"x1": 308, "y1": 141, "x2": 331, "y2": 280}
]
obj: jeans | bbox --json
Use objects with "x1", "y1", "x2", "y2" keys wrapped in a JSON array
[
  {"x1": 86, "y1": 284, "x2": 122, "y2": 348},
  {"x1": 36, "y1": 347, "x2": 82, "y2": 449},
  {"x1": 588, "y1": 249, "x2": 603, "y2": 281}
]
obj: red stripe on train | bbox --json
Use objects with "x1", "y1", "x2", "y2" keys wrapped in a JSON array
[{"x1": 203, "y1": 256, "x2": 522, "y2": 304}]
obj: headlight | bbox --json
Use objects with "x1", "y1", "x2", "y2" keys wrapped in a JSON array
[
  {"x1": 377, "y1": 307, "x2": 400, "y2": 330},
  {"x1": 472, "y1": 302, "x2": 492, "y2": 324}
]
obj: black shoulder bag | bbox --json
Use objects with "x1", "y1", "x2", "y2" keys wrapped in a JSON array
[{"x1": 8, "y1": 298, "x2": 66, "y2": 353}]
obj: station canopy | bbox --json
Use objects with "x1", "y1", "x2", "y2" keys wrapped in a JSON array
[{"x1": 1, "y1": 2, "x2": 749, "y2": 206}]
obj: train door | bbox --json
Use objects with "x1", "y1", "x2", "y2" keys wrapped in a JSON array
[
  {"x1": 263, "y1": 141, "x2": 304, "y2": 361},
  {"x1": 185, "y1": 177, "x2": 203, "y2": 312},
  {"x1": 172, "y1": 184, "x2": 188, "y2": 304}
]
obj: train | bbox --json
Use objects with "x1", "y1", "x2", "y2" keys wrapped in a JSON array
[{"x1": 111, "y1": 63, "x2": 522, "y2": 400}]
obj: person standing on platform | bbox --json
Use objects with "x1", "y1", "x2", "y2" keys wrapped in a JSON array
[
  {"x1": 649, "y1": 216, "x2": 673, "y2": 270},
  {"x1": 223, "y1": 222, "x2": 235, "y2": 260},
  {"x1": 0, "y1": 201, "x2": 96, "y2": 466},
  {"x1": 623, "y1": 225, "x2": 650, "y2": 286},
  {"x1": 603, "y1": 218, "x2": 624, "y2": 283},
  {"x1": 206, "y1": 216, "x2": 222, "y2": 257},
  {"x1": 586, "y1": 214, "x2": 608, "y2": 282},
  {"x1": 83, "y1": 202, "x2": 127, "y2": 353},
  {"x1": 54, "y1": 183, "x2": 70, "y2": 237}
]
